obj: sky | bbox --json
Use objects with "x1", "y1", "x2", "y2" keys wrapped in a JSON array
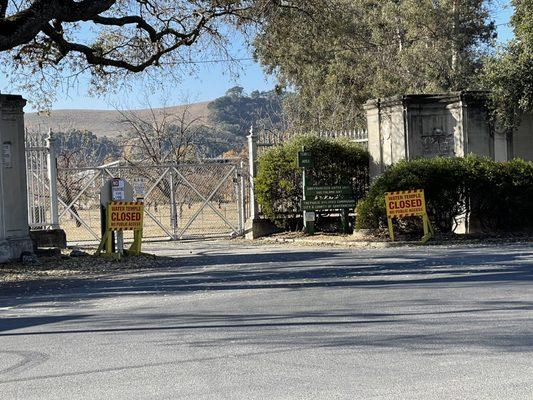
[{"x1": 0, "y1": 0, "x2": 515, "y2": 111}]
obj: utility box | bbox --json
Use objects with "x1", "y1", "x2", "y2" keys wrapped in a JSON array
[{"x1": 0, "y1": 94, "x2": 33, "y2": 262}]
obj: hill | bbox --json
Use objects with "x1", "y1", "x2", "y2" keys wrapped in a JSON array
[{"x1": 25, "y1": 101, "x2": 211, "y2": 138}]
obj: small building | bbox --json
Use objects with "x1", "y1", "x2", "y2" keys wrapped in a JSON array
[
  {"x1": 365, "y1": 91, "x2": 533, "y2": 177},
  {"x1": 0, "y1": 94, "x2": 33, "y2": 262}
]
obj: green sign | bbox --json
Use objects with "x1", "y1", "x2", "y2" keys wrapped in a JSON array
[
  {"x1": 305, "y1": 185, "x2": 352, "y2": 197},
  {"x1": 301, "y1": 198, "x2": 356, "y2": 210},
  {"x1": 297, "y1": 151, "x2": 314, "y2": 168}
]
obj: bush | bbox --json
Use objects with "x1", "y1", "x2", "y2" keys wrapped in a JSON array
[
  {"x1": 356, "y1": 155, "x2": 533, "y2": 233},
  {"x1": 255, "y1": 135, "x2": 369, "y2": 225}
]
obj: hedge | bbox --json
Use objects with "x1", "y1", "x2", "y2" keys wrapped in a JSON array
[
  {"x1": 356, "y1": 156, "x2": 533, "y2": 233},
  {"x1": 255, "y1": 135, "x2": 369, "y2": 225}
]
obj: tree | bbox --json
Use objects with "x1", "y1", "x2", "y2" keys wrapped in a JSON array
[
  {"x1": 254, "y1": 0, "x2": 495, "y2": 131},
  {"x1": 54, "y1": 129, "x2": 121, "y2": 226},
  {"x1": 0, "y1": 1, "x2": 314, "y2": 106},
  {"x1": 207, "y1": 86, "x2": 285, "y2": 138},
  {"x1": 483, "y1": 0, "x2": 533, "y2": 131},
  {"x1": 117, "y1": 101, "x2": 203, "y2": 165}
]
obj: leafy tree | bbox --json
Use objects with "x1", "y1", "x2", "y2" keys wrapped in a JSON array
[
  {"x1": 55, "y1": 129, "x2": 120, "y2": 166},
  {"x1": 483, "y1": 0, "x2": 533, "y2": 131},
  {"x1": 254, "y1": 0, "x2": 495, "y2": 131},
  {"x1": 207, "y1": 86, "x2": 284, "y2": 138},
  {"x1": 0, "y1": 1, "x2": 315, "y2": 107}
]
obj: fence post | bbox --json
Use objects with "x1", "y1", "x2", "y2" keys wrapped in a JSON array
[
  {"x1": 169, "y1": 170, "x2": 178, "y2": 238},
  {"x1": 239, "y1": 160, "x2": 246, "y2": 234},
  {"x1": 46, "y1": 129, "x2": 59, "y2": 229},
  {"x1": 247, "y1": 125, "x2": 259, "y2": 220}
]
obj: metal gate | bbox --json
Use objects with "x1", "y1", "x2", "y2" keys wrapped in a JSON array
[
  {"x1": 25, "y1": 130, "x2": 59, "y2": 230},
  {"x1": 56, "y1": 160, "x2": 245, "y2": 243}
]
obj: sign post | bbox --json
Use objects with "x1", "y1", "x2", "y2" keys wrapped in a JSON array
[
  {"x1": 298, "y1": 150, "x2": 355, "y2": 235},
  {"x1": 385, "y1": 189, "x2": 434, "y2": 243},
  {"x1": 298, "y1": 150, "x2": 315, "y2": 235},
  {"x1": 97, "y1": 178, "x2": 143, "y2": 259}
]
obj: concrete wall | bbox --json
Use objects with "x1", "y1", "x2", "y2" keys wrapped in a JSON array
[
  {"x1": 365, "y1": 91, "x2": 518, "y2": 177},
  {"x1": 513, "y1": 113, "x2": 533, "y2": 160},
  {"x1": 0, "y1": 95, "x2": 33, "y2": 262}
]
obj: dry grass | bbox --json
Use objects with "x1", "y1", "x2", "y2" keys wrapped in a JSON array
[
  {"x1": 25, "y1": 102, "x2": 210, "y2": 138},
  {"x1": 60, "y1": 202, "x2": 241, "y2": 243}
]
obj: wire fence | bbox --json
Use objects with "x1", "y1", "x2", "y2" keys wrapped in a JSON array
[{"x1": 57, "y1": 160, "x2": 245, "y2": 243}]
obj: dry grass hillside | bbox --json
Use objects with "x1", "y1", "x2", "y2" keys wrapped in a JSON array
[{"x1": 25, "y1": 101, "x2": 210, "y2": 137}]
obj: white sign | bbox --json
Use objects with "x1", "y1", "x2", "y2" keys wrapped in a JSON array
[
  {"x1": 132, "y1": 177, "x2": 146, "y2": 199},
  {"x1": 112, "y1": 178, "x2": 125, "y2": 201},
  {"x1": 2, "y1": 142, "x2": 12, "y2": 168},
  {"x1": 304, "y1": 211, "x2": 316, "y2": 222}
]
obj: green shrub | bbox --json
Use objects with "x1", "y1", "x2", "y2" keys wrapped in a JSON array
[
  {"x1": 356, "y1": 155, "x2": 533, "y2": 233},
  {"x1": 255, "y1": 135, "x2": 369, "y2": 223},
  {"x1": 465, "y1": 157, "x2": 533, "y2": 230},
  {"x1": 356, "y1": 157, "x2": 469, "y2": 232}
]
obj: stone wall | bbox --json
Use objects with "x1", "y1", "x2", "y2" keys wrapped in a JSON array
[{"x1": 364, "y1": 91, "x2": 530, "y2": 178}]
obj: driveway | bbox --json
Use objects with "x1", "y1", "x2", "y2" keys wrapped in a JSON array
[{"x1": 1, "y1": 241, "x2": 532, "y2": 399}]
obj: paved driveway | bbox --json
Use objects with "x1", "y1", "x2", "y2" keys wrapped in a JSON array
[{"x1": 1, "y1": 241, "x2": 532, "y2": 399}]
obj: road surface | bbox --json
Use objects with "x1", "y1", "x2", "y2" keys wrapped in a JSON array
[{"x1": 1, "y1": 241, "x2": 532, "y2": 399}]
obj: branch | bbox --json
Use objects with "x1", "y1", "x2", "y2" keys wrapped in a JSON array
[
  {"x1": 0, "y1": 0, "x2": 115, "y2": 51},
  {"x1": 41, "y1": 7, "x2": 230, "y2": 73},
  {"x1": 0, "y1": 0, "x2": 7, "y2": 19}
]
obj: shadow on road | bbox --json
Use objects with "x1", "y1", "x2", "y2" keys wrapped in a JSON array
[{"x1": 1, "y1": 245, "x2": 532, "y2": 343}]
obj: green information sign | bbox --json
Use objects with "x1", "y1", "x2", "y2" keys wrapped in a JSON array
[
  {"x1": 305, "y1": 185, "x2": 352, "y2": 197},
  {"x1": 301, "y1": 198, "x2": 356, "y2": 210},
  {"x1": 297, "y1": 151, "x2": 314, "y2": 168}
]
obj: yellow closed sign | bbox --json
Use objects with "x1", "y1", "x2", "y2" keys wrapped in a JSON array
[
  {"x1": 384, "y1": 189, "x2": 433, "y2": 243},
  {"x1": 385, "y1": 189, "x2": 426, "y2": 218},
  {"x1": 107, "y1": 201, "x2": 144, "y2": 231}
]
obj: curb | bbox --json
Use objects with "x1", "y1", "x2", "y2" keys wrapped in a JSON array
[{"x1": 259, "y1": 236, "x2": 533, "y2": 249}]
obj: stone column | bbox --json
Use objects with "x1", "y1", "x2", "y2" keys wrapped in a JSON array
[{"x1": 0, "y1": 94, "x2": 33, "y2": 262}]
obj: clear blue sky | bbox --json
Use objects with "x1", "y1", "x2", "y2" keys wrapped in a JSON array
[{"x1": 0, "y1": 1, "x2": 515, "y2": 111}]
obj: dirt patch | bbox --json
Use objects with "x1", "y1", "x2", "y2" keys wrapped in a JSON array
[
  {"x1": 260, "y1": 231, "x2": 533, "y2": 248},
  {"x1": 0, "y1": 250, "x2": 173, "y2": 285}
]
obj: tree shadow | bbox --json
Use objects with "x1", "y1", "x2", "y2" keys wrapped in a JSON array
[{"x1": 1, "y1": 244, "x2": 532, "y2": 315}]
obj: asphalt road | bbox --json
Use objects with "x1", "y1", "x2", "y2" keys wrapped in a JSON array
[{"x1": 1, "y1": 241, "x2": 533, "y2": 399}]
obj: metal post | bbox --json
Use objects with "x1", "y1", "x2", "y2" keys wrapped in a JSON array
[
  {"x1": 247, "y1": 125, "x2": 259, "y2": 220},
  {"x1": 239, "y1": 160, "x2": 246, "y2": 232},
  {"x1": 116, "y1": 231, "x2": 124, "y2": 257},
  {"x1": 302, "y1": 166, "x2": 315, "y2": 235},
  {"x1": 169, "y1": 171, "x2": 178, "y2": 238},
  {"x1": 234, "y1": 165, "x2": 243, "y2": 235},
  {"x1": 46, "y1": 129, "x2": 59, "y2": 229}
]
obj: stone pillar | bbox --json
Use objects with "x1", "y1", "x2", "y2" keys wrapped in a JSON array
[
  {"x1": 0, "y1": 94, "x2": 33, "y2": 262},
  {"x1": 364, "y1": 99, "x2": 383, "y2": 178}
]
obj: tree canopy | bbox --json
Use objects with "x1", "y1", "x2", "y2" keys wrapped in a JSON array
[
  {"x1": 254, "y1": 0, "x2": 496, "y2": 131},
  {"x1": 207, "y1": 85, "x2": 284, "y2": 137},
  {"x1": 483, "y1": 0, "x2": 533, "y2": 131},
  {"x1": 0, "y1": 0, "x2": 312, "y2": 106}
]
